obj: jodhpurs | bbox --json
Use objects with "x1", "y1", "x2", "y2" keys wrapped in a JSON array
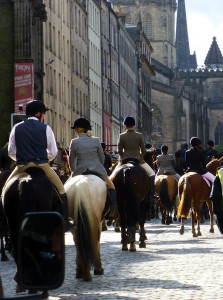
[{"x1": 3, "y1": 162, "x2": 65, "y2": 195}]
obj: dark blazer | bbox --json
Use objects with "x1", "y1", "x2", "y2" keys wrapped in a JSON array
[
  {"x1": 118, "y1": 129, "x2": 146, "y2": 164},
  {"x1": 185, "y1": 147, "x2": 207, "y2": 175},
  {"x1": 205, "y1": 148, "x2": 218, "y2": 163}
]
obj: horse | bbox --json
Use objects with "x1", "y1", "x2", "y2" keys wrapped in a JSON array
[
  {"x1": 155, "y1": 175, "x2": 178, "y2": 225},
  {"x1": 110, "y1": 162, "x2": 150, "y2": 251},
  {"x1": 64, "y1": 174, "x2": 107, "y2": 281},
  {"x1": 2, "y1": 167, "x2": 63, "y2": 292},
  {"x1": 177, "y1": 156, "x2": 223, "y2": 237},
  {"x1": 0, "y1": 170, "x2": 12, "y2": 261}
]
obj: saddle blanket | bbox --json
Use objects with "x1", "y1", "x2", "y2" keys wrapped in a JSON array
[{"x1": 201, "y1": 175, "x2": 211, "y2": 188}]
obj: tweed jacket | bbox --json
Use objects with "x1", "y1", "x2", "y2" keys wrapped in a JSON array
[
  {"x1": 118, "y1": 129, "x2": 146, "y2": 164},
  {"x1": 69, "y1": 133, "x2": 107, "y2": 179},
  {"x1": 156, "y1": 153, "x2": 177, "y2": 176}
]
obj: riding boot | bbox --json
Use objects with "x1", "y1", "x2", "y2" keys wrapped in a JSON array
[
  {"x1": 149, "y1": 176, "x2": 159, "y2": 202},
  {"x1": 108, "y1": 189, "x2": 117, "y2": 217},
  {"x1": 60, "y1": 193, "x2": 75, "y2": 232}
]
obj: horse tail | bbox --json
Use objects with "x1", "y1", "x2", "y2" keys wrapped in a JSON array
[
  {"x1": 123, "y1": 167, "x2": 139, "y2": 225},
  {"x1": 160, "y1": 178, "x2": 173, "y2": 212},
  {"x1": 74, "y1": 186, "x2": 100, "y2": 269},
  {"x1": 177, "y1": 176, "x2": 192, "y2": 218}
]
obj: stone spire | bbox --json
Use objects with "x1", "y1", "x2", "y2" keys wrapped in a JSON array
[
  {"x1": 204, "y1": 37, "x2": 223, "y2": 68},
  {"x1": 175, "y1": 0, "x2": 197, "y2": 69}
]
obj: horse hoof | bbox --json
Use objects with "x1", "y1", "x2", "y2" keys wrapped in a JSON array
[
  {"x1": 179, "y1": 229, "x2": 184, "y2": 235},
  {"x1": 76, "y1": 269, "x2": 83, "y2": 279},
  {"x1": 102, "y1": 225, "x2": 107, "y2": 231},
  {"x1": 115, "y1": 227, "x2": 120, "y2": 232},
  {"x1": 210, "y1": 228, "x2": 214, "y2": 233},
  {"x1": 107, "y1": 220, "x2": 112, "y2": 226},
  {"x1": 130, "y1": 243, "x2": 136, "y2": 252},
  {"x1": 16, "y1": 284, "x2": 26, "y2": 293},
  {"x1": 83, "y1": 275, "x2": 92, "y2": 281},
  {"x1": 139, "y1": 242, "x2": 146, "y2": 248},
  {"x1": 94, "y1": 268, "x2": 104, "y2": 275},
  {"x1": 193, "y1": 233, "x2": 198, "y2": 237},
  {"x1": 122, "y1": 244, "x2": 128, "y2": 251},
  {"x1": 1, "y1": 255, "x2": 9, "y2": 261},
  {"x1": 198, "y1": 232, "x2": 202, "y2": 236}
]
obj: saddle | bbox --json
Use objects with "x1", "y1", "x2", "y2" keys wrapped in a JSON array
[
  {"x1": 82, "y1": 169, "x2": 103, "y2": 180},
  {"x1": 121, "y1": 158, "x2": 140, "y2": 165},
  {"x1": 201, "y1": 175, "x2": 212, "y2": 189}
]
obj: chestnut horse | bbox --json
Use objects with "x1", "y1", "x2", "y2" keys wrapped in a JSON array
[
  {"x1": 177, "y1": 157, "x2": 223, "y2": 237},
  {"x1": 65, "y1": 174, "x2": 107, "y2": 281},
  {"x1": 155, "y1": 175, "x2": 178, "y2": 225},
  {"x1": 110, "y1": 162, "x2": 150, "y2": 251}
]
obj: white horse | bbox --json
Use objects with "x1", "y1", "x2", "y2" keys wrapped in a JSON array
[{"x1": 64, "y1": 174, "x2": 107, "y2": 281}]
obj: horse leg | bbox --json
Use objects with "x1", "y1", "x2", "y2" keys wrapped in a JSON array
[
  {"x1": 94, "y1": 236, "x2": 104, "y2": 276},
  {"x1": 128, "y1": 226, "x2": 136, "y2": 252},
  {"x1": 191, "y1": 212, "x2": 198, "y2": 237},
  {"x1": 102, "y1": 218, "x2": 107, "y2": 231},
  {"x1": 121, "y1": 227, "x2": 128, "y2": 251},
  {"x1": 0, "y1": 235, "x2": 9, "y2": 261},
  {"x1": 139, "y1": 223, "x2": 146, "y2": 248},
  {"x1": 206, "y1": 200, "x2": 214, "y2": 233},
  {"x1": 76, "y1": 251, "x2": 92, "y2": 281},
  {"x1": 179, "y1": 217, "x2": 184, "y2": 235}
]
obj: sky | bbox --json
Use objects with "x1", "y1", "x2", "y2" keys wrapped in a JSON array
[{"x1": 184, "y1": 0, "x2": 223, "y2": 67}]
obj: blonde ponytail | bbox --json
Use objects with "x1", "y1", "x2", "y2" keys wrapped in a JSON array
[{"x1": 86, "y1": 130, "x2": 92, "y2": 137}]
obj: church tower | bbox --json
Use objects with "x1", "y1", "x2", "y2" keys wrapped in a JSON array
[
  {"x1": 175, "y1": 0, "x2": 197, "y2": 69},
  {"x1": 113, "y1": 0, "x2": 177, "y2": 69}
]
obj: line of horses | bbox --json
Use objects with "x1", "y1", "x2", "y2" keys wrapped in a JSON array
[{"x1": 0, "y1": 156, "x2": 222, "y2": 291}]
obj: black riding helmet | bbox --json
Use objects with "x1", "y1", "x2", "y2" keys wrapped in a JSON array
[
  {"x1": 26, "y1": 100, "x2": 49, "y2": 116},
  {"x1": 124, "y1": 115, "x2": 135, "y2": 127},
  {"x1": 190, "y1": 137, "x2": 200, "y2": 147},
  {"x1": 71, "y1": 117, "x2": 91, "y2": 130}
]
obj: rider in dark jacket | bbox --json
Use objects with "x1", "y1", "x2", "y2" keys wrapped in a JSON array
[{"x1": 186, "y1": 137, "x2": 215, "y2": 183}]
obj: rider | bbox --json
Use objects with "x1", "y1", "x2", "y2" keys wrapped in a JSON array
[
  {"x1": 68, "y1": 117, "x2": 116, "y2": 214},
  {"x1": 156, "y1": 145, "x2": 180, "y2": 181},
  {"x1": 204, "y1": 140, "x2": 218, "y2": 163},
  {"x1": 185, "y1": 137, "x2": 215, "y2": 184},
  {"x1": 4, "y1": 100, "x2": 74, "y2": 232},
  {"x1": 110, "y1": 115, "x2": 158, "y2": 201}
]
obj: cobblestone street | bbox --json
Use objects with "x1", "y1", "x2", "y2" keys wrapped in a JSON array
[{"x1": 1, "y1": 217, "x2": 223, "y2": 299}]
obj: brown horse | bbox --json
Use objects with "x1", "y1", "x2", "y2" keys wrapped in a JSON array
[
  {"x1": 110, "y1": 162, "x2": 150, "y2": 251},
  {"x1": 177, "y1": 156, "x2": 223, "y2": 237},
  {"x1": 155, "y1": 175, "x2": 178, "y2": 225}
]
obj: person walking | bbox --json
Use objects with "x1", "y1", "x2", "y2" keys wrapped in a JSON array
[
  {"x1": 101, "y1": 142, "x2": 112, "y2": 175},
  {"x1": 4, "y1": 100, "x2": 74, "y2": 232},
  {"x1": 204, "y1": 140, "x2": 218, "y2": 163}
]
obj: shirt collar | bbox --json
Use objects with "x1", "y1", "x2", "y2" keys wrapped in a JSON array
[{"x1": 27, "y1": 117, "x2": 39, "y2": 121}]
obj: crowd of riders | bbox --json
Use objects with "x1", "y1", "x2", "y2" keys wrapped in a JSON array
[{"x1": 1, "y1": 100, "x2": 223, "y2": 232}]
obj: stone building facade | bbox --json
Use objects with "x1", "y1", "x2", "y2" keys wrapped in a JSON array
[
  {"x1": 101, "y1": 0, "x2": 112, "y2": 148},
  {"x1": 113, "y1": 0, "x2": 223, "y2": 153},
  {"x1": 87, "y1": 0, "x2": 103, "y2": 139}
]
